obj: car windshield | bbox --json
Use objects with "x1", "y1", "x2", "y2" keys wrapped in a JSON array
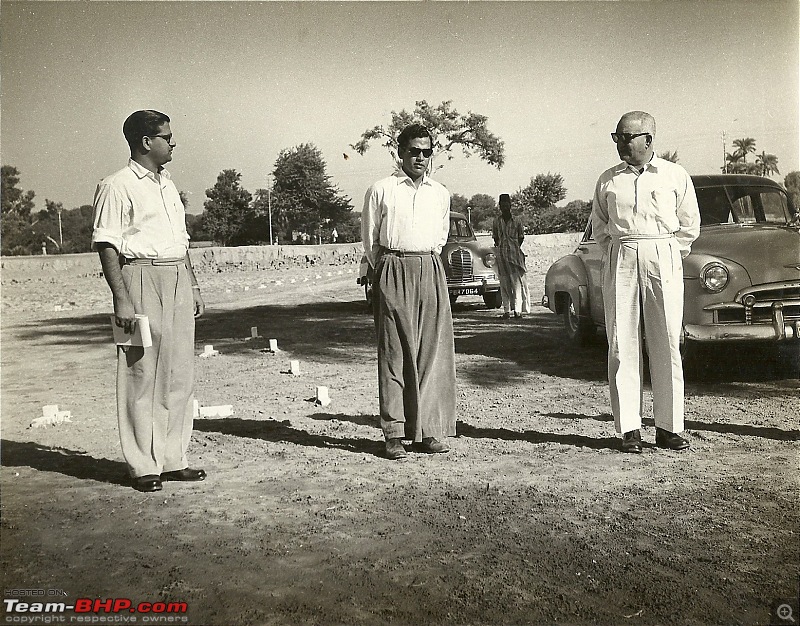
[
  {"x1": 449, "y1": 217, "x2": 476, "y2": 241},
  {"x1": 696, "y1": 186, "x2": 792, "y2": 226}
]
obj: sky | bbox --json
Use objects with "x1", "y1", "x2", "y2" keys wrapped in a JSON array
[{"x1": 2, "y1": 1, "x2": 798, "y2": 215}]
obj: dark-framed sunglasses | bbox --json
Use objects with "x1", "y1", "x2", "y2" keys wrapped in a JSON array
[
  {"x1": 406, "y1": 147, "x2": 433, "y2": 158},
  {"x1": 611, "y1": 132, "x2": 650, "y2": 144}
]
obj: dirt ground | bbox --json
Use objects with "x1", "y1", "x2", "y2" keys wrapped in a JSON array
[{"x1": 1, "y1": 243, "x2": 798, "y2": 626}]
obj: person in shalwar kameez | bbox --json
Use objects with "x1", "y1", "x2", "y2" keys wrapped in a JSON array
[
  {"x1": 492, "y1": 193, "x2": 530, "y2": 318},
  {"x1": 361, "y1": 124, "x2": 457, "y2": 460},
  {"x1": 591, "y1": 111, "x2": 700, "y2": 453}
]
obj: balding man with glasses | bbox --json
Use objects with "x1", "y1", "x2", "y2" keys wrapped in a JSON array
[
  {"x1": 591, "y1": 111, "x2": 700, "y2": 454},
  {"x1": 92, "y1": 110, "x2": 206, "y2": 492}
]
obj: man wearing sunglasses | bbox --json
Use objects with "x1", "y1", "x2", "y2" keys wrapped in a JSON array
[
  {"x1": 591, "y1": 111, "x2": 700, "y2": 454},
  {"x1": 361, "y1": 123, "x2": 456, "y2": 460},
  {"x1": 92, "y1": 110, "x2": 206, "y2": 492}
]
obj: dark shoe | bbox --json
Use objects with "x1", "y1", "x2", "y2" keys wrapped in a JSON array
[
  {"x1": 501, "y1": 312, "x2": 511, "y2": 319},
  {"x1": 160, "y1": 468, "x2": 207, "y2": 481},
  {"x1": 132, "y1": 475, "x2": 162, "y2": 492},
  {"x1": 413, "y1": 437, "x2": 450, "y2": 454},
  {"x1": 621, "y1": 429, "x2": 642, "y2": 454},
  {"x1": 385, "y1": 438, "x2": 408, "y2": 460},
  {"x1": 656, "y1": 428, "x2": 690, "y2": 450}
]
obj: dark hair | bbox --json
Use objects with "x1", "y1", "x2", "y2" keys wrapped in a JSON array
[
  {"x1": 122, "y1": 110, "x2": 170, "y2": 152},
  {"x1": 397, "y1": 123, "x2": 433, "y2": 151}
]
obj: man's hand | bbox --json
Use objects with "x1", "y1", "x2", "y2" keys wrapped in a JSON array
[
  {"x1": 193, "y1": 289, "x2": 205, "y2": 318},
  {"x1": 113, "y1": 294, "x2": 136, "y2": 334}
]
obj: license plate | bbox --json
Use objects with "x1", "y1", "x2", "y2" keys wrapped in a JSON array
[{"x1": 452, "y1": 288, "x2": 480, "y2": 296}]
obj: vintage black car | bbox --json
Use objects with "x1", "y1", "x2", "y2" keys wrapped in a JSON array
[{"x1": 357, "y1": 211, "x2": 502, "y2": 308}]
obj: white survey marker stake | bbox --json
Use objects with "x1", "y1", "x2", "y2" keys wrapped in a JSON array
[
  {"x1": 268, "y1": 339, "x2": 279, "y2": 352},
  {"x1": 290, "y1": 360, "x2": 301, "y2": 375},
  {"x1": 200, "y1": 344, "x2": 219, "y2": 358},
  {"x1": 251, "y1": 326, "x2": 259, "y2": 339},
  {"x1": 315, "y1": 386, "x2": 331, "y2": 407}
]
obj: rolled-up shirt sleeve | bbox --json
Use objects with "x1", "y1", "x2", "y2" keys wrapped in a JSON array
[
  {"x1": 361, "y1": 185, "x2": 380, "y2": 268},
  {"x1": 434, "y1": 188, "x2": 450, "y2": 254},
  {"x1": 591, "y1": 178, "x2": 611, "y2": 252},
  {"x1": 674, "y1": 171, "x2": 701, "y2": 258},
  {"x1": 91, "y1": 182, "x2": 125, "y2": 252}
]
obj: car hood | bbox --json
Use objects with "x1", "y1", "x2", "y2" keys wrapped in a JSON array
[{"x1": 692, "y1": 225, "x2": 800, "y2": 285}]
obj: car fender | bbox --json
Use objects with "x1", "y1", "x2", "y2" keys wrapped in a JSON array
[{"x1": 544, "y1": 254, "x2": 590, "y2": 317}]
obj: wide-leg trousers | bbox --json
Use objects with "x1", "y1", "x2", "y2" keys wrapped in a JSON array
[
  {"x1": 374, "y1": 252, "x2": 457, "y2": 442},
  {"x1": 602, "y1": 237, "x2": 685, "y2": 434},
  {"x1": 497, "y1": 256, "x2": 531, "y2": 314},
  {"x1": 117, "y1": 262, "x2": 196, "y2": 477}
]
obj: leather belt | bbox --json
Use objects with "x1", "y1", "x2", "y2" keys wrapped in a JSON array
[
  {"x1": 383, "y1": 249, "x2": 433, "y2": 257},
  {"x1": 121, "y1": 257, "x2": 185, "y2": 266}
]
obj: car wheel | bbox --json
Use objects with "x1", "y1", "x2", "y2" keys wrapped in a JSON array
[
  {"x1": 483, "y1": 291, "x2": 502, "y2": 309},
  {"x1": 562, "y1": 294, "x2": 595, "y2": 345}
]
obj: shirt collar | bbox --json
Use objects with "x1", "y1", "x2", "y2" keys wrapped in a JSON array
[
  {"x1": 128, "y1": 158, "x2": 171, "y2": 181},
  {"x1": 393, "y1": 169, "x2": 431, "y2": 187},
  {"x1": 617, "y1": 155, "x2": 660, "y2": 175}
]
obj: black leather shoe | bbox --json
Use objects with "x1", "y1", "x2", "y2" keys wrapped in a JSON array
[
  {"x1": 413, "y1": 437, "x2": 450, "y2": 454},
  {"x1": 656, "y1": 428, "x2": 690, "y2": 450},
  {"x1": 160, "y1": 468, "x2": 207, "y2": 481},
  {"x1": 132, "y1": 475, "x2": 162, "y2": 492},
  {"x1": 621, "y1": 429, "x2": 642, "y2": 454},
  {"x1": 385, "y1": 438, "x2": 408, "y2": 460}
]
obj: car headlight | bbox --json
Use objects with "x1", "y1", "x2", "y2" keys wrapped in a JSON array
[
  {"x1": 484, "y1": 252, "x2": 496, "y2": 268},
  {"x1": 699, "y1": 262, "x2": 729, "y2": 293}
]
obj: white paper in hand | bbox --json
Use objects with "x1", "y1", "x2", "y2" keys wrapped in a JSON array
[{"x1": 111, "y1": 314, "x2": 152, "y2": 348}]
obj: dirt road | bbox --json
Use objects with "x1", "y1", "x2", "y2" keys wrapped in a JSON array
[{"x1": 1, "y1": 249, "x2": 798, "y2": 626}]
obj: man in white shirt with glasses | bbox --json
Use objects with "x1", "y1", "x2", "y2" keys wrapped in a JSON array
[
  {"x1": 361, "y1": 123, "x2": 457, "y2": 460},
  {"x1": 92, "y1": 110, "x2": 206, "y2": 491},
  {"x1": 591, "y1": 111, "x2": 700, "y2": 454}
]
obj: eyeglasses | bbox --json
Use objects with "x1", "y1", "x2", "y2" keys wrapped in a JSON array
[
  {"x1": 148, "y1": 134, "x2": 174, "y2": 143},
  {"x1": 611, "y1": 132, "x2": 650, "y2": 144},
  {"x1": 406, "y1": 147, "x2": 433, "y2": 158}
]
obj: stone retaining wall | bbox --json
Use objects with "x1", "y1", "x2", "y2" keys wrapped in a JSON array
[{"x1": 0, "y1": 233, "x2": 580, "y2": 280}]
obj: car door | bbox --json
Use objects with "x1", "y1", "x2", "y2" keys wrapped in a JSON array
[{"x1": 577, "y1": 220, "x2": 605, "y2": 326}]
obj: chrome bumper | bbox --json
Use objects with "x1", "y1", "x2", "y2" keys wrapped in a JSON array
[{"x1": 685, "y1": 302, "x2": 800, "y2": 341}]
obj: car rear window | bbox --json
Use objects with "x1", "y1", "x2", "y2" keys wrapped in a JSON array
[
  {"x1": 696, "y1": 186, "x2": 792, "y2": 225},
  {"x1": 449, "y1": 218, "x2": 475, "y2": 240}
]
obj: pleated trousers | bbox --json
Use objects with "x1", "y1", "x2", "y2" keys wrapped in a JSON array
[
  {"x1": 117, "y1": 262, "x2": 196, "y2": 477},
  {"x1": 497, "y1": 256, "x2": 531, "y2": 314},
  {"x1": 373, "y1": 252, "x2": 457, "y2": 441},
  {"x1": 602, "y1": 237, "x2": 685, "y2": 434}
]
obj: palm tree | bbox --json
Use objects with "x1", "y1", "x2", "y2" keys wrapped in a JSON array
[
  {"x1": 658, "y1": 150, "x2": 679, "y2": 163},
  {"x1": 755, "y1": 151, "x2": 780, "y2": 177},
  {"x1": 723, "y1": 152, "x2": 746, "y2": 174},
  {"x1": 732, "y1": 137, "x2": 757, "y2": 165}
]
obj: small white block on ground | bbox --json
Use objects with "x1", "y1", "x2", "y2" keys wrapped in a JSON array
[
  {"x1": 290, "y1": 360, "x2": 301, "y2": 376},
  {"x1": 198, "y1": 405, "x2": 233, "y2": 418},
  {"x1": 315, "y1": 386, "x2": 331, "y2": 407},
  {"x1": 200, "y1": 345, "x2": 219, "y2": 358},
  {"x1": 250, "y1": 326, "x2": 259, "y2": 338},
  {"x1": 268, "y1": 339, "x2": 279, "y2": 352},
  {"x1": 42, "y1": 404, "x2": 60, "y2": 418}
]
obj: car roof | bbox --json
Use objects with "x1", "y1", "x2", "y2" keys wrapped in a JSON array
[
  {"x1": 691, "y1": 174, "x2": 784, "y2": 189},
  {"x1": 450, "y1": 211, "x2": 467, "y2": 220}
]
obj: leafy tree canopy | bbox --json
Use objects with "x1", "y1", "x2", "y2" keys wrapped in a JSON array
[
  {"x1": 351, "y1": 100, "x2": 505, "y2": 170},
  {"x1": 202, "y1": 169, "x2": 253, "y2": 246},
  {"x1": 2, "y1": 165, "x2": 36, "y2": 217},
  {"x1": 784, "y1": 171, "x2": 800, "y2": 214}
]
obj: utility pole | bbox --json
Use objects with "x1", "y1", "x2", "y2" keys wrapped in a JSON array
[
  {"x1": 267, "y1": 175, "x2": 274, "y2": 245},
  {"x1": 57, "y1": 206, "x2": 63, "y2": 247},
  {"x1": 722, "y1": 131, "x2": 727, "y2": 174}
]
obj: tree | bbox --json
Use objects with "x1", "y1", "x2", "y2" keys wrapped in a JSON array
[
  {"x1": 784, "y1": 171, "x2": 800, "y2": 213},
  {"x1": 202, "y1": 169, "x2": 253, "y2": 246},
  {"x1": 466, "y1": 193, "x2": 497, "y2": 232},
  {"x1": 755, "y1": 151, "x2": 779, "y2": 177},
  {"x1": 450, "y1": 193, "x2": 469, "y2": 216},
  {"x1": 512, "y1": 173, "x2": 567, "y2": 233},
  {"x1": 732, "y1": 137, "x2": 757, "y2": 165},
  {"x1": 269, "y1": 143, "x2": 354, "y2": 243},
  {"x1": 535, "y1": 199, "x2": 592, "y2": 234},
  {"x1": 658, "y1": 150, "x2": 679, "y2": 163},
  {"x1": 1, "y1": 165, "x2": 36, "y2": 217},
  {"x1": 351, "y1": 100, "x2": 505, "y2": 171}
]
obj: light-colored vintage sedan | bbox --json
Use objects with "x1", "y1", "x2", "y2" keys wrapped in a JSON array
[
  {"x1": 542, "y1": 174, "x2": 800, "y2": 361},
  {"x1": 357, "y1": 211, "x2": 502, "y2": 308}
]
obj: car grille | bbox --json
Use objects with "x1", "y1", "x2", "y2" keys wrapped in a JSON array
[
  {"x1": 447, "y1": 249, "x2": 473, "y2": 283},
  {"x1": 716, "y1": 283, "x2": 800, "y2": 324}
]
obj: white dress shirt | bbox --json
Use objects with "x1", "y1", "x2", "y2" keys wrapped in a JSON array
[
  {"x1": 92, "y1": 158, "x2": 190, "y2": 259},
  {"x1": 361, "y1": 171, "x2": 451, "y2": 267},
  {"x1": 591, "y1": 156, "x2": 700, "y2": 258}
]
